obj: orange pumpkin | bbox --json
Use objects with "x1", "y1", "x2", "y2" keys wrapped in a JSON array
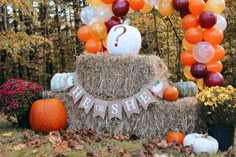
[
  {"x1": 163, "y1": 86, "x2": 179, "y2": 101},
  {"x1": 166, "y1": 131, "x2": 185, "y2": 145},
  {"x1": 29, "y1": 98, "x2": 67, "y2": 133}
]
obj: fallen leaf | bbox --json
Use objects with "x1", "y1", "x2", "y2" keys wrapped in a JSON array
[
  {"x1": 86, "y1": 150, "x2": 101, "y2": 157},
  {"x1": 132, "y1": 149, "x2": 146, "y2": 157},
  {"x1": 150, "y1": 137, "x2": 161, "y2": 144},
  {"x1": 69, "y1": 141, "x2": 84, "y2": 150},
  {"x1": 11, "y1": 144, "x2": 26, "y2": 151},
  {"x1": 31, "y1": 149, "x2": 39, "y2": 154},
  {"x1": 157, "y1": 140, "x2": 169, "y2": 149},
  {"x1": 115, "y1": 134, "x2": 129, "y2": 141},
  {"x1": 54, "y1": 140, "x2": 68, "y2": 153},
  {"x1": 2, "y1": 132, "x2": 13, "y2": 137},
  {"x1": 154, "y1": 154, "x2": 168, "y2": 157}
]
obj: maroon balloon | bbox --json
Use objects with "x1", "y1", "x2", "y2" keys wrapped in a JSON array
[
  {"x1": 199, "y1": 11, "x2": 217, "y2": 29},
  {"x1": 112, "y1": 0, "x2": 129, "y2": 17},
  {"x1": 172, "y1": 0, "x2": 189, "y2": 12},
  {"x1": 105, "y1": 16, "x2": 122, "y2": 32},
  {"x1": 204, "y1": 71, "x2": 224, "y2": 87},
  {"x1": 190, "y1": 62, "x2": 207, "y2": 78},
  {"x1": 180, "y1": 9, "x2": 191, "y2": 18}
]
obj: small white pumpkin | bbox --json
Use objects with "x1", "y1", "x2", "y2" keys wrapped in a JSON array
[
  {"x1": 183, "y1": 133, "x2": 219, "y2": 154},
  {"x1": 51, "y1": 72, "x2": 76, "y2": 91}
]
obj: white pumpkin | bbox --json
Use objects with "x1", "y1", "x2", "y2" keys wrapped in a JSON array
[
  {"x1": 183, "y1": 133, "x2": 219, "y2": 154},
  {"x1": 51, "y1": 72, "x2": 76, "y2": 91},
  {"x1": 107, "y1": 24, "x2": 141, "y2": 56}
]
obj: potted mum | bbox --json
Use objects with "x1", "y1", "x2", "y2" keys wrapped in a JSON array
[
  {"x1": 0, "y1": 78, "x2": 43, "y2": 128},
  {"x1": 196, "y1": 85, "x2": 236, "y2": 151}
]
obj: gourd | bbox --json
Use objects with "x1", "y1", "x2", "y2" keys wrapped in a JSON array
[
  {"x1": 183, "y1": 133, "x2": 219, "y2": 154},
  {"x1": 29, "y1": 98, "x2": 67, "y2": 133},
  {"x1": 163, "y1": 86, "x2": 179, "y2": 101},
  {"x1": 166, "y1": 130, "x2": 185, "y2": 145},
  {"x1": 50, "y1": 72, "x2": 75, "y2": 92},
  {"x1": 173, "y1": 80, "x2": 198, "y2": 98}
]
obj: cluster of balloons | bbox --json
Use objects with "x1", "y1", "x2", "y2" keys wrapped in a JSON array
[
  {"x1": 77, "y1": 0, "x2": 161, "y2": 55},
  {"x1": 168, "y1": 0, "x2": 227, "y2": 89}
]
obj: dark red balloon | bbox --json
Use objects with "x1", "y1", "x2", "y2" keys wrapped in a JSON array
[
  {"x1": 199, "y1": 11, "x2": 217, "y2": 29},
  {"x1": 190, "y1": 62, "x2": 207, "y2": 78},
  {"x1": 105, "y1": 16, "x2": 122, "y2": 32},
  {"x1": 180, "y1": 9, "x2": 191, "y2": 18},
  {"x1": 204, "y1": 71, "x2": 224, "y2": 87},
  {"x1": 112, "y1": 0, "x2": 129, "y2": 17},
  {"x1": 173, "y1": 0, "x2": 189, "y2": 12}
]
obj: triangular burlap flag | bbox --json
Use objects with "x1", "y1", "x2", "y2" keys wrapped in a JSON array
[
  {"x1": 79, "y1": 93, "x2": 95, "y2": 114},
  {"x1": 108, "y1": 101, "x2": 122, "y2": 120},
  {"x1": 148, "y1": 80, "x2": 164, "y2": 98},
  {"x1": 93, "y1": 99, "x2": 108, "y2": 119},
  {"x1": 135, "y1": 88, "x2": 158, "y2": 110},
  {"x1": 67, "y1": 84, "x2": 85, "y2": 104},
  {"x1": 122, "y1": 97, "x2": 140, "y2": 118}
]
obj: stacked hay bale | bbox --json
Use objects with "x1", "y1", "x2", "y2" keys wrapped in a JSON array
[{"x1": 49, "y1": 54, "x2": 203, "y2": 138}]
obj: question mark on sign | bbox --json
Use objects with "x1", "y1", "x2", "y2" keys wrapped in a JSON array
[{"x1": 114, "y1": 26, "x2": 126, "y2": 47}]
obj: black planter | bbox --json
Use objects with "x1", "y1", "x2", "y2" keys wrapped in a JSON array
[
  {"x1": 208, "y1": 124, "x2": 235, "y2": 151},
  {"x1": 17, "y1": 113, "x2": 31, "y2": 129}
]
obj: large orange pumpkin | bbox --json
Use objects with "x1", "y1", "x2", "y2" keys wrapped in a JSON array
[
  {"x1": 166, "y1": 131, "x2": 185, "y2": 145},
  {"x1": 163, "y1": 86, "x2": 179, "y2": 101},
  {"x1": 29, "y1": 98, "x2": 67, "y2": 133}
]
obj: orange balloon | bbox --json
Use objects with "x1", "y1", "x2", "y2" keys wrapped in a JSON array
[
  {"x1": 101, "y1": 0, "x2": 115, "y2": 4},
  {"x1": 129, "y1": 0, "x2": 145, "y2": 11},
  {"x1": 180, "y1": 50, "x2": 196, "y2": 66},
  {"x1": 189, "y1": 0, "x2": 206, "y2": 15},
  {"x1": 140, "y1": 2, "x2": 153, "y2": 13},
  {"x1": 206, "y1": 60, "x2": 223, "y2": 72},
  {"x1": 158, "y1": 0, "x2": 174, "y2": 16},
  {"x1": 182, "y1": 38, "x2": 194, "y2": 50},
  {"x1": 181, "y1": 14, "x2": 199, "y2": 30},
  {"x1": 184, "y1": 27, "x2": 203, "y2": 44},
  {"x1": 77, "y1": 26, "x2": 92, "y2": 42},
  {"x1": 196, "y1": 78, "x2": 206, "y2": 90},
  {"x1": 102, "y1": 35, "x2": 107, "y2": 48},
  {"x1": 212, "y1": 45, "x2": 225, "y2": 61},
  {"x1": 85, "y1": 39, "x2": 102, "y2": 54},
  {"x1": 203, "y1": 27, "x2": 224, "y2": 45},
  {"x1": 89, "y1": 21, "x2": 107, "y2": 40},
  {"x1": 183, "y1": 66, "x2": 196, "y2": 81}
]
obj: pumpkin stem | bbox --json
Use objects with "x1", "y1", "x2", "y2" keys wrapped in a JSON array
[{"x1": 202, "y1": 133, "x2": 208, "y2": 138}]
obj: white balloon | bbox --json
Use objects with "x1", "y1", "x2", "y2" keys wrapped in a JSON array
[
  {"x1": 94, "y1": 4, "x2": 113, "y2": 22},
  {"x1": 107, "y1": 24, "x2": 142, "y2": 56},
  {"x1": 80, "y1": 6, "x2": 96, "y2": 25},
  {"x1": 214, "y1": 14, "x2": 227, "y2": 31},
  {"x1": 192, "y1": 42, "x2": 215, "y2": 63}
]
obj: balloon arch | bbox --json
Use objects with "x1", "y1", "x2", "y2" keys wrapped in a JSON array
[{"x1": 77, "y1": 0, "x2": 227, "y2": 89}]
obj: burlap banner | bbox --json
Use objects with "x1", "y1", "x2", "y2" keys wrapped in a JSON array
[{"x1": 66, "y1": 78, "x2": 164, "y2": 120}]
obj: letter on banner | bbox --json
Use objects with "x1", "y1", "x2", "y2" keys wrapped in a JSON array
[
  {"x1": 93, "y1": 99, "x2": 108, "y2": 119},
  {"x1": 122, "y1": 97, "x2": 140, "y2": 118},
  {"x1": 135, "y1": 88, "x2": 158, "y2": 110},
  {"x1": 108, "y1": 101, "x2": 122, "y2": 120},
  {"x1": 67, "y1": 84, "x2": 85, "y2": 104},
  {"x1": 79, "y1": 93, "x2": 95, "y2": 114}
]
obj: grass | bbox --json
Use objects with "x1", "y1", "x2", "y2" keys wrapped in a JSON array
[{"x1": 0, "y1": 116, "x2": 235, "y2": 157}]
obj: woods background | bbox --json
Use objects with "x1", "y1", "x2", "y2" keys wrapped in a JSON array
[{"x1": 0, "y1": 0, "x2": 235, "y2": 90}]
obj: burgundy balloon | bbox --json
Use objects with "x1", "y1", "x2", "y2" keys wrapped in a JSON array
[
  {"x1": 204, "y1": 71, "x2": 224, "y2": 87},
  {"x1": 105, "y1": 16, "x2": 122, "y2": 32},
  {"x1": 172, "y1": 0, "x2": 189, "y2": 12},
  {"x1": 180, "y1": 9, "x2": 191, "y2": 18},
  {"x1": 199, "y1": 11, "x2": 217, "y2": 29},
  {"x1": 112, "y1": 0, "x2": 129, "y2": 17},
  {"x1": 190, "y1": 62, "x2": 207, "y2": 78}
]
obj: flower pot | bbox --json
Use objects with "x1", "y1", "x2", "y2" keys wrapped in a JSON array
[
  {"x1": 208, "y1": 124, "x2": 235, "y2": 151},
  {"x1": 17, "y1": 113, "x2": 30, "y2": 129}
]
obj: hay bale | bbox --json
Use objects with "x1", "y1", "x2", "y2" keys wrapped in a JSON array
[
  {"x1": 75, "y1": 54, "x2": 170, "y2": 100},
  {"x1": 47, "y1": 54, "x2": 203, "y2": 138},
  {"x1": 47, "y1": 91, "x2": 202, "y2": 138}
]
